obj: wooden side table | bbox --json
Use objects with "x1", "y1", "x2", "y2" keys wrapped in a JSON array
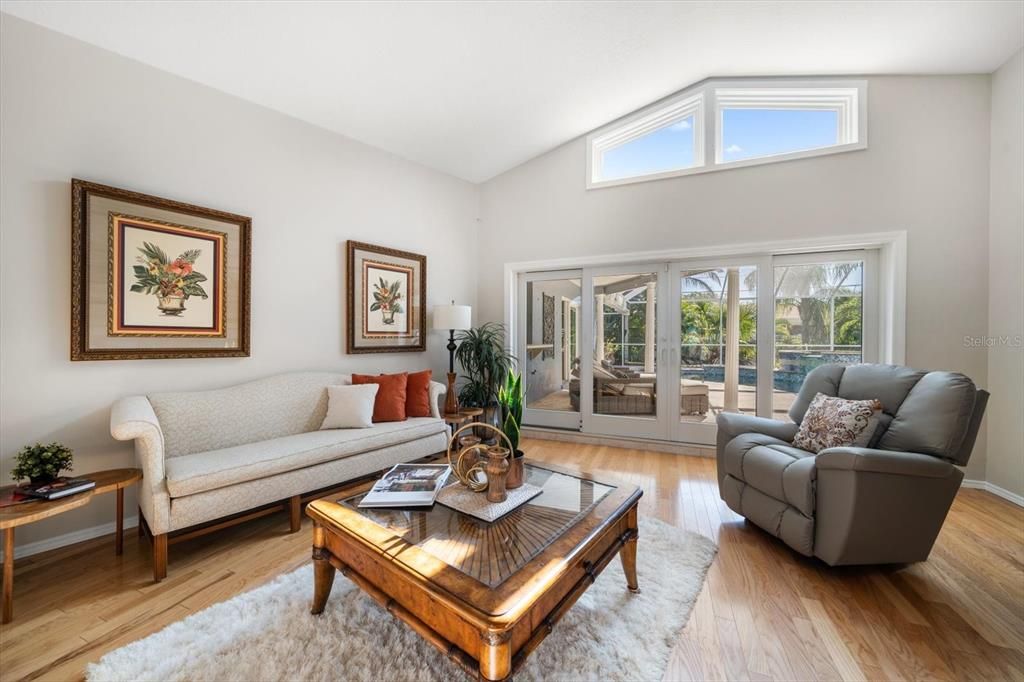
[
  {"x1": 443, "y1": 408, "x2": 485, "y2": 439},
  {"x1": 0, "y1": 468, "x2": 142, "y2": 623}
]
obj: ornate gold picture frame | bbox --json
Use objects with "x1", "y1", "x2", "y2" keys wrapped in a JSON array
[
  {"x1": 346, "y1": 241, "x2": 426, "y2": 353},
  {"x1": 71, "y1": 179, "x2": 251, "y2": 360}
]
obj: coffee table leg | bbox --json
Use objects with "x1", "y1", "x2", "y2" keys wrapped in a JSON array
[
  {"x1": 2, "y1": 527, "x2": 13, "y2": 624},
  {"x1": 479, "y1": 630, "x2": 512, "y2": 681},
  {"x1": 115, "y1": 488, "x2": 124, "y2": 556},
  {"x1": 620, "y1": 508, "x2": 640, "y2": 594},
  {"x1": 310, "y1": 525, "x2": 334, "y2": 615}
]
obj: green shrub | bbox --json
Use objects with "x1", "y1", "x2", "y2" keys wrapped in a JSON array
[{"x1": 11, "y1": 442, "x2": 73, "y2": 482}]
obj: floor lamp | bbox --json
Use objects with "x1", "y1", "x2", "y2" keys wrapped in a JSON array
[{"x1": 432, "y1": 303, "x2": 471, "y2": 416}]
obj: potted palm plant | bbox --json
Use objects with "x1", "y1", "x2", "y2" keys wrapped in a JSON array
[{"x1": 455, "y1": 322, "x2": 516, "y2": 441}]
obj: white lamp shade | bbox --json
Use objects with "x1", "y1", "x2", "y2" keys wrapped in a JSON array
[{"x1": 432, "y1": 304, "x2": 472, "y2": 330}]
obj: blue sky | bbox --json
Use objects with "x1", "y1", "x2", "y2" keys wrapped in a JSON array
[
  {"x1": 601, "y1": 115, "x2": 695, "y2": 180},
  {"x1": 600, "y1": 109, "x2": 839, "y2": 179},
  {"x1": 722, "y1": 109, "x2": 838, "y2": 161}
]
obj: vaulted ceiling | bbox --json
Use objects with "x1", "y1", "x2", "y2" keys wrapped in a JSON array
[{"x1": 3, "y1": 1, "x2": 1021, "y2": 182}]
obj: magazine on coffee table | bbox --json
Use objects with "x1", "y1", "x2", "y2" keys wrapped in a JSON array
[{"x1": 358, "y1": 464, "x2": 451, "y2": 508}]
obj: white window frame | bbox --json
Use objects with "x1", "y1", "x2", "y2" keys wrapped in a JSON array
[
  {"x1": 588, "y1": 91, "x2": 704, "y2": 188},
  {"x1": 586, "y1": 78, "x2": 868, "y2": 190},
  {"x1": 714, "y1": 82, "x2": 865, "y2": 168}
]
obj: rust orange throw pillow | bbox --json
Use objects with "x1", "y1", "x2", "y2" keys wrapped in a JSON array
[
  {"x1": 352, "y1": 372, "x2": 408, "y2": 422},
  {"x1": 405, "y1": 369, "x2": 433, "y2": 418}
]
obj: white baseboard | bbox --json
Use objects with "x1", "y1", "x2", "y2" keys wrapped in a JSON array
[
  {"x1": 1, "y1": 515, "x2": 139, "y2": 562},
  {"x1": 961, "y1": 479, "x2": 1024, "y2": 507},
  {"x1": 521, "y1": 426, "x2": 716, "y2": 458}
]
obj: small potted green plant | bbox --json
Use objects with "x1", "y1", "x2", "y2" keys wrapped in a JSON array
[
  {"x1": 11, "y1": 442, "x2": 74, "y2": 485},
  {"x1": 498, "y1": 369, "x2": 525, "y2": 488}
]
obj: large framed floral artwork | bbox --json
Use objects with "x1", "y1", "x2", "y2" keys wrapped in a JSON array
[
  {"x1": 71, "y1": 179, "x2": 251, "y2": 360},
  {"x1": 346, "y1": 241, "x2": 426, "y2": 353}
]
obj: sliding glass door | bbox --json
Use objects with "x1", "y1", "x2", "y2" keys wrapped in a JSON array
[
  {"x1": 517, "y1": 249, "x2": 877, "y2": 445},
  {"x1": 668, "y1": 257, "x2": 773, "y2": 444},
  {"x1": 771, "y1": 252, "x2": 877, "y2": 420},
  {"x1": 580, "y1": 265, "x2": 670, "y2": 439},
  {"x1": 518, "y1": 270, "x2": 582, "y2": 430}
]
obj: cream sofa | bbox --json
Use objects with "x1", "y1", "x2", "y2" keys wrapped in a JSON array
[{"x1": 110, "y1": 372, "x2": 449, "y2": 581}]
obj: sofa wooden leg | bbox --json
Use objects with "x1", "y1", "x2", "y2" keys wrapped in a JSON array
[
  {"x1": 153, "y1": 533, "x2": 167, "y2": 582},
  {"x1": 288, "y1": 495, "x2": 301, "y2": 533}
]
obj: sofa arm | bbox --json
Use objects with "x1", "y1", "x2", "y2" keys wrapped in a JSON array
[
  {"x1": 716, "y1": 413, "x2": 799, "y2": 446},
  {"x1": 816, "y1": 447, "x2": 954, "y2": 478},
  {"x1": 110, "y1": 396, "x2": 166, "y2": 487},
  {"x1": 429, "y1": 380, "x2": 446, "y2": 419}
]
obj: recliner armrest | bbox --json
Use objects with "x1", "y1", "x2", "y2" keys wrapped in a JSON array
[
  {"x1": 816, "y1": 447, "x2": 954, "y2": 478},
  {"x1": 716, "y1": 412, "x2": 799, "y2": 444}
]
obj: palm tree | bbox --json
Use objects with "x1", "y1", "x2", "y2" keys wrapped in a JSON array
[{"x1": 774, "y1": 263, "x2": 860, "y2": 348}]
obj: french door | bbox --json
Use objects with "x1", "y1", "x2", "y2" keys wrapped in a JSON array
[
  {"x1": 668, "y1": 256, "x2": 774, "y2": 444},
  {"x1": 518, "y1": 270, "x2": 582, "y2": 430},
  {"x1": 518, "y1": 249, "x2": 877, "y2": 446},
  {"x1": 580, "y1": 264, "x2": 672, "y2": 439}
]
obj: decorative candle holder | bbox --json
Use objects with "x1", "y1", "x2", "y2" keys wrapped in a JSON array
[{"x1": 484, "y1": 446, "x2": 510, "y2": 503}]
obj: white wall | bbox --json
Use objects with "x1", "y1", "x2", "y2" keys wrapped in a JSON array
[
  {"x1": 479, "y1": 75, "x2": 993, "y2": 480},
  {"x1": 0, "y1": 16, "x2": 480, "y2": 550},
  {"x1": 987, "y1": 49, "x2": 1024, "y2": 499}
]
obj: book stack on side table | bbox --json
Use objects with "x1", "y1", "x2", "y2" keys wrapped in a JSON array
[{"x1": 15, "y1": 477, "x2": 96, "y2": 501}]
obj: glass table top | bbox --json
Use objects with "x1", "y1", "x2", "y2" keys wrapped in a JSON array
[{"x1": 340, "y1": 464, "x2": 616, "y2": 588}]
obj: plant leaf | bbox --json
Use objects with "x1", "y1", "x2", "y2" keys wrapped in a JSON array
[{"x1": 182, "y1": 283, "x2": 207, "y2": 298}]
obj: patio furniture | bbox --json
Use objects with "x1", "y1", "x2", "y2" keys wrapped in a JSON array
[
  {"x1": 567, "y1": 362, "x2": 710, "y2": 417},
  {"x1": 681, "y1": 379, "x2": 709, "y2": 415},
  {"x1": 568, "y1": 376, "x2": 656, "y2": 414},
  {"x1": 715, "y1": 363, "x2": 989, "y2": 565}
]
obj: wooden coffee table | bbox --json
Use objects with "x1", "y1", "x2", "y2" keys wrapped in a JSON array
[
  {"x1": 306, "y1": 462, "x2": 642, "y2": 681},
  {"x1": 0, "y1": 468, "x2": 142, "y2": 623}
]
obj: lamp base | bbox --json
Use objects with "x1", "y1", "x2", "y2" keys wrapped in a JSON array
[{"x1": 444, "y1": 372, "x2": 460, "y2": 416}]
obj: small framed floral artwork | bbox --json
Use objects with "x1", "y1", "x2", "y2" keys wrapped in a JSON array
[
  {"x1": 346, "y1": 241, "x2": 426, "y2": 353},
  {"x1": 71, "y1": 179, "x2": 251, "y2": 360}
]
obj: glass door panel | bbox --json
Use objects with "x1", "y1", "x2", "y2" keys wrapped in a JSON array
[
  {"x1": 519, "y1": 271, "x2": 582, "y2": 430},
  {"x1": 772, "y1": 255, "x2": 868, "y2": 421},
  {"x1": 582, "y1": 266, "x2": 669, "y2": 439},
  {"x1": 672, "y1": 262, "x2": 762, "y2": 444}
]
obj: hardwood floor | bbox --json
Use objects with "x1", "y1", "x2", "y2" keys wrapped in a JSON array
[{"x1": 1, "y1": 438, "x2": 1022, "y2": 681}]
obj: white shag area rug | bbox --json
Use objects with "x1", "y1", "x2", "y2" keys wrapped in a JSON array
[{"x1": 87, "y1": 517, "x2": 716, "y2": 682}]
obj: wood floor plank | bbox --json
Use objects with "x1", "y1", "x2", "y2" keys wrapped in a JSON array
[{"x1": 0, "y1": 438, "x2": 1020, "y2": 682}]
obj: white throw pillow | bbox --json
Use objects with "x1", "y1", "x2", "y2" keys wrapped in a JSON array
[{"x1": 321, "y1": 384, "x2": 379, "y2": 429}]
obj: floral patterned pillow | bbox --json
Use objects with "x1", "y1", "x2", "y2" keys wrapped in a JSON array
[{"x1": 793, "y1": 393, "x2": 883, "y2": 454}]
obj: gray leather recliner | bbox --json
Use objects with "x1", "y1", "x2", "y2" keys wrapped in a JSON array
[{"x1": 716, "y1": 363, "x2": 989, "y2": 565}]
